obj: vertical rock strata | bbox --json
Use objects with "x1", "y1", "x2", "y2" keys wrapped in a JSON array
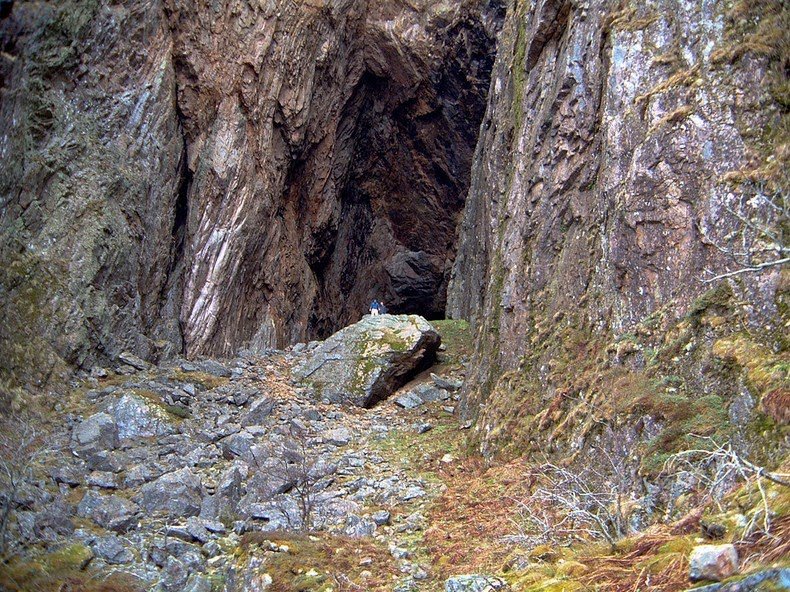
[
  {"x1": 169, "y1": 0, "x2": 503, "y2": 356},
  {"x1": 448, "y1": 0, "x2": 787, "y2": 453},
  {"x1": 0, "y1": 0, "x2": 502, "y2": 382},
  {"x1": 0, "y1": 1, "x2": 186, "y2": 387}
]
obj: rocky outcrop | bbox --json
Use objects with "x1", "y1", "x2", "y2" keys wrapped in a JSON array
[
  {"x1": 0, "y1": 0, "x2": 502, "y2": 390},
  {"x1": 447, "y1": 0, "x2": 788, "y2": 455},
  {"x1": 109, "y1": 393, "x2": 178, "y2": 440},
  {"x1": 292, "y1": 314, "x2": 441, "y2": 407},
  {"x1": 70, "y1": 412, "x2": 119, "y2": 465}
]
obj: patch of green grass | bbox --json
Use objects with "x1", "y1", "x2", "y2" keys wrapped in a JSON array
[
  {"x1": 162, "y1": 403, "x2": 191, "y2": 419},
  {"x1": 431, "y1": 319, "x2": 473, "y2": 364},
  {"x1": 371, "y1": 421, "x2": 464, "y2": 471},
  {"x1": 0, "y1": 544, "x2": 144, "y2": 592}
]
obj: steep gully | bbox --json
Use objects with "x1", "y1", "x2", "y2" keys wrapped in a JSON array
[
  {"x1": 0, "y1": 0, "x2": 504, "y2": 381},
  {"x1": 167, "y1": 0, "x2": 505, "y2": 358}
]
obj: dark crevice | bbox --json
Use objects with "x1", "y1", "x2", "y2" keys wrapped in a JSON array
[
  {"x1": 170, "y1": 151, "x2": 190, "y2": 274},
  {"x1": 159, "y1": 109, "x2": 191, "y2": 355},
  {"x1": 301, "y1": 13, "x2": 501, "y2": 334}
]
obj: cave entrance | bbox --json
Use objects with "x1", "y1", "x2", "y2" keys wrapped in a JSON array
[{"x1": 305, "y1": 10, "x2": 503, "y2": 339}]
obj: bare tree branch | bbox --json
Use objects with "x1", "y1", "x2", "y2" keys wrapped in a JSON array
[
  {"x1": 703, "y1": 257, "x2": 790, "y2": 283},
  {"x1": 663, "y1": 436, "x2": 788, "y2": 538}
]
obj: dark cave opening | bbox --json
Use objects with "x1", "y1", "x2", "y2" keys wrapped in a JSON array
[{"x1": 304, "y1": 9, "x2": 503, "y2": 338}]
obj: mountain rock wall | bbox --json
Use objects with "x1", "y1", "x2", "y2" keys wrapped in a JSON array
[
  {"x1": 0, "y1": 1, "x2": 186, "y2": 393},
  {"x1": 448, "y1": 0, "x2": 788, "y2": 456},
  {"x1": 168, "y1": 0, "x2": 503, "y2": 356},
  {"x1": 0, "y1": 0, "x2": 502, "y2": 389}
]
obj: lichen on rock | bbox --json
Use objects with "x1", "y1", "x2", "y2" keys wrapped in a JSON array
[{"x1": 291, "y1": 314, "x2": 441, "y2": 407}]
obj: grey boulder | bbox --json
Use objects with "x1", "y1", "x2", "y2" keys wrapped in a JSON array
[
  {"x1": 241, "y1": 395, "x2": 277, "y2": 426},
  {"x1": 292, "y1": 314, "x2": 440, "y2": 407},
  {"x1": 77, "y1": 490, "x2": 138, "y2": 532},
  {"x1": 140, "y1": 468, "x2": 203, "y2": 518},
  {"x1": 344, "y1": 514, "x2": 376, "y2": 538},
  {"x1": 688, "y1": 568, "x2": 790, "y2": 591},
  {"x1": 194, "y1": 359, "x2": 232, "y2": 377},
  {"x1": 431, "y1": 373, "x2": 463, "y2": 391},
  {"x1": 71, "y1": 413, "x2": 118, "y2": 461},
  {"x1": 395, "y1": 391, "x2": 425, "y2": 409},
  {"x1": 118, "y1": 351, "x2": 150, "y2": 371},
  {"x1": 91, "y1": 534, "x2": 135, "y2": 564},
  {"x1": 109, "y1": 393, "x2": 177, "y2": 440}
]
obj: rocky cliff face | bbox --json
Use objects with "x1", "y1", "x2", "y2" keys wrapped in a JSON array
[
  {"x1": 0, "y1": 0, "x2": 502, "y2": 392},
  {"x1": 169, "y1": 0, "x2": 502, "y2": 356},
  {"x1": 1, "y1": 1, "x2": 186, "y2": 396},
  {"x1": 447, "y1": 0, "x2": 788, "y2": 456}
]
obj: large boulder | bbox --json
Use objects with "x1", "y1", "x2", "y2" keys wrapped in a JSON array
[
  {"x1": 108, "y1": 393, "x2": 177, "y2": 440},
  {"x1": 140, "y1": 468, "x2": 203, "y2": 518},
  {"x1": 291, "y1": 315, "x2": 441, "y2": 407}
]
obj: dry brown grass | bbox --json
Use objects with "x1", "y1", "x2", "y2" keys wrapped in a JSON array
[
  {"x1": 736, "y1": 514, "x2": 790, "y2": 565},
  {"x1": 761, "y1": 388, "x2": 790, "y2": 424},
  {"x1": 577, "y1": 531, "x2": 691, "y2": 592},
  {"x1": 635, "y1": 67, "x2": 700, "y2": 106},
  {"x1": 425, "y1": 457, "x2": 536, "y2": 578},
  {"x1": 239, "y1": 531, "x2": 397, "y2": 592},
  {"x1": 423, "y1": 450, "x2": 789, "y2": 590},
  {"x1": 426, "y1": 458, "x2": 696, "y2": 590}
]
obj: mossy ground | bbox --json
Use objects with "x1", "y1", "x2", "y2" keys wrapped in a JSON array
[
  {"x1": 0, "y1": 544, "x2": 145, "y2": 592},
  {"x1": 237, "y1": 531, "x2": 397, "y2": 592},
  {"x1": 415, "y1": 290, "x2": 787, "y2": 589},
  {"x1": 430, "y1": 320, "x2": 473, "y2": 366},
  {"x1": 423, "y1": 451, "x2": 789, "y2": 592}
]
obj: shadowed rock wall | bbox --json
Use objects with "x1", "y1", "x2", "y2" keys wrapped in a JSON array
[
  {"x1": 170, "y1": 0, "x2": 503, "y2": 355},
  {"x1": 0, "y1": 1, "x2": 185, "y2": 391}
]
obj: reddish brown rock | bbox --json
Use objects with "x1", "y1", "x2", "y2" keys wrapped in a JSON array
[
  {"x1": 447, "y1": 0, "x2": 786, "y2": 453},
  {"x1": 0, "y1": 0, "x2": 501, "y2": 383}
]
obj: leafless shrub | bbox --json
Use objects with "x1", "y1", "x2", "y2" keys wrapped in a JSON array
[
  {"x1": 280, "y1": 425, "x2": 321, "y2": 531},
  {"x1": 699, "y1": 185, "x2": 789, "y2": 282},
  {"x1": 663, "y1": 435, "x2": 789, "y2": 539},
  {"x1": 0, "y1": 414, "x2": 50, "y2": 555},
  {"x1": 505, "y1": 444, "x2": 641, "y2": 550},
  {"x1": 249, "y1": 424, "x2": 322, "y2": 532}
]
